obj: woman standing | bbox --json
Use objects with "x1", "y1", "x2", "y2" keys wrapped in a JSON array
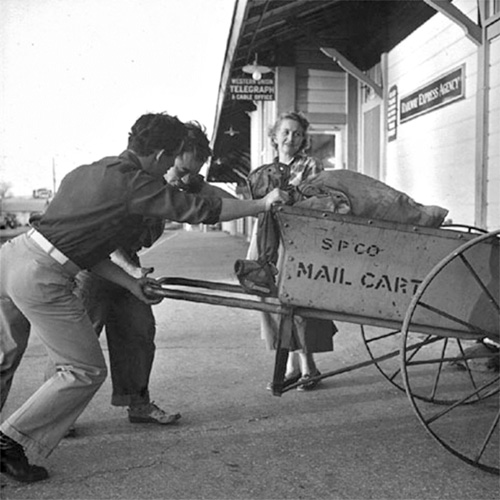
[{"x1": 246, "y1": 111, "x2": 337, "y2": 391}]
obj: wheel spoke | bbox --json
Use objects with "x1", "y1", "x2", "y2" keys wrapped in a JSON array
[
  {"x1": 459, "y1": 254, "x2": 500, "y2": 313},
  {"x1": 475, "y1": 410, "x2": 500, "y2": 465},
  {"x1": 407, "y1": 355, "x2": 489, "y2": 366},
  {"x1": 406, "y1": 338, "x2": 497, "y2": 402},
  {"x1": 406, "y1": 334, "x2": 441, "y2": 351},
  {"x1": 456, "y1": 339, "x2": 481, "y2": 397},
  {"x1": 425, "y1": 375, "x2": 500, "y2": 425},
  {"x1": 362, "y1": 326, "x2": 449, "y2": 399},
  {"x1": 364, "y1": 328, "x2": 400, "y2": 344},
  {"x1": 417, "y1": 301, "x2": 492, "y2": 337},
  {"x1": 428, "y1": 338, "x2": 448, "y2": 400}
]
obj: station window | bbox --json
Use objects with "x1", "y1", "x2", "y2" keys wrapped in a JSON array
[{"x1": 308, "y1": 128, "x2": 344, "y2": 170}]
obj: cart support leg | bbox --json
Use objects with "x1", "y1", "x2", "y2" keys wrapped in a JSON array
[{"x1": 271, "y1": 307, "x2": 294, "y2": 396}]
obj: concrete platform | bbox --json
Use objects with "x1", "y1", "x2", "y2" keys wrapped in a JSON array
[{"x1": 1, "y1": 229, "x2": 498, "y2": 499}]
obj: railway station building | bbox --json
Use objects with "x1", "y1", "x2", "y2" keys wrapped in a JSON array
[{"x1": 207, "y1": 0, "x2": 499, "y2": 236}]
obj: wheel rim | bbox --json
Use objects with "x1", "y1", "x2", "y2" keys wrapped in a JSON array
[
  {"x1": 440, "y1": 224, "x2": 488, "y2": 235},
  {"x1": 361, "y1": 325, "x2": 406, "y2": 392},
  {"x1": 401, "y1": 230, "x2": 500, "y2": 474}
]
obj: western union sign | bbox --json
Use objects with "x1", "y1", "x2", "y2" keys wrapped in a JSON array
[{"x1": 229, "y1": 75, "x2": 275, "y2": 101}]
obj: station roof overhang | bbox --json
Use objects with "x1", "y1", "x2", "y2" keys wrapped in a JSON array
[{"x1": 207, "y1": 0, "x2": 440, "y2": 185}]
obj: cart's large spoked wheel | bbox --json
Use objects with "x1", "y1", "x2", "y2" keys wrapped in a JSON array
[
  {"x1": 361, "y1": 325, "x2": 407, "y2": 393},
  {"x1": 401, "y1": 230, "x2": 500, "y2": 474},
  {"x1": 361, "y1": 225, "x2": 489, "y2": 398}
]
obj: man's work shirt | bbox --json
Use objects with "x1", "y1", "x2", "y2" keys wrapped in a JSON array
[{"x1": 32, "y1": 150, "x2": 222, "y2": 269}]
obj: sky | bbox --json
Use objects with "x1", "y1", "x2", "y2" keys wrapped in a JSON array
[{"x1": 0, "y1": 0, "x2": 235, "y2": 196}]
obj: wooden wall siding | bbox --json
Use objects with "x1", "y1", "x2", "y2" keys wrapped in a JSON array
[
  {"x1": 385, "y1": 0, "x2": 479, "y2": 226},
  {"x1": 487, "y1": 34, "x2": 500, "y2": 228},
  {"x1": 296, "y1": 68, "x2": 346, "y2": 116},
  {"x1": 295, "y1": 44, "x2": 346, "y2": 118}
]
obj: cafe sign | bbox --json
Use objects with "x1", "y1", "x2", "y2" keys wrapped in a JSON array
[
  {"x1": 400, "y1": 65, "x2": 465, "y2": 123},
  {"x1": 229, "y1": 74, "x2": 275, "y2": 101}
]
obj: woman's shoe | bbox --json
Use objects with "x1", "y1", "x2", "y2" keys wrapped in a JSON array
[
  {"x1": 296, "y1": 370, "x2": 321, "y2": 391},
  {"x1": 266, "y1": 372, "x2": 301, "y2": 391}
]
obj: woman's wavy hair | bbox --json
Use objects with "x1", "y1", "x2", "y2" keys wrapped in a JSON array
[
  {"x1": 268, "y1": 111, "x2": 310, "y2": 152},
  {"x1": 127, "y1": 112, "x2": 187, "y2": 156}
]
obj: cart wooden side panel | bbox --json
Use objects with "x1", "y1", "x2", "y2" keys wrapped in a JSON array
[{"x1": 274, "y1": 206, "x2": 499, "y2": 340}]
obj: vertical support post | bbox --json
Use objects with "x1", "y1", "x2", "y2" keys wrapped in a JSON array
[
  {"x1": 380, "y1": 52, "x2": 388, "y2": 181},
  {"x1": 475, "y1": 25, "x2": 488, "y2": 228},
  {"x1": 347, "y1": 74, "x2": 359, "y2": 171}
]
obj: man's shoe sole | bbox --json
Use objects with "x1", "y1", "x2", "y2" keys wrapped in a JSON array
[{"x1": 128, "y1": 413, "x2": 181, "y2": 425}]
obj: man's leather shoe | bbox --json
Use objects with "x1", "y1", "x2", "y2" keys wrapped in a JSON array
[
  {"x1": 0, "y1": 442, "x2": 49, "y2": 483},
  {"x1": 128, "y1": 402, "x2": 181, "y2": 425}
]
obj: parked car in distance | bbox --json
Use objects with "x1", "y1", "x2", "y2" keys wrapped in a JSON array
[{"x1": 0, "y1": 213, "x2": 18, "y2": 229}]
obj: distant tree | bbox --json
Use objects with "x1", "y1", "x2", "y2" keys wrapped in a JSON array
[{"x1": 0, "y1": 181, "x2": 13, "y2": 199}]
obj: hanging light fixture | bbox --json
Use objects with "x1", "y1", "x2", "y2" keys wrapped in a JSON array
[{"x1": 242, "y1": 53, "x2": 272, "y2": 81}]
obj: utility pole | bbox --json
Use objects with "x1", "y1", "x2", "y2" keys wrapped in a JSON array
[{"x1": 52, "y1": 158, "x2": 56, "y2": 196}]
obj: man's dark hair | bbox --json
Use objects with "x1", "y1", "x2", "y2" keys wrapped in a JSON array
[
  {"x1": 180, "y1": 121, "x2": 212, "y2": 163},
  {"x1": 128, "y1": 112, "x2": 187, "y2": 156}
]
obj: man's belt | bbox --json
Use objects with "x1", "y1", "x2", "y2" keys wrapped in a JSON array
[{"x1": 27, "y1": 228, "x2": 80, "y2": 275}]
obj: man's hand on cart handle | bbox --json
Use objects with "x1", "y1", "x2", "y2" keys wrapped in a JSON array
[
  {"x1": 264, "y1": 188, "x2": 289, "y2": 211},
  {"x1": 137, "y1": 276, "x2": 164, "y2": 305}
]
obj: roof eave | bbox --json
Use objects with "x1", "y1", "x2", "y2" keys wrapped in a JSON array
[{"x1": 211, "y1": 0, "x2": 252, "y2": 148}]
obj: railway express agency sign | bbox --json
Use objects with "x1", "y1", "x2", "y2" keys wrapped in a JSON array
[
  {"x1": 400, "y1": 65, "x2": 465, "y2": 123},
  {"x1": 229, "y1": 75, "x2": 275, "y2": 101}
]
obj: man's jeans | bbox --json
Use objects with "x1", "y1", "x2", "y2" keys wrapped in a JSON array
[
  {"x1": 72, "y1": 271, "x2": 156, "y2": 406},
  {"x1": 0, "y1": 234, "x2": 107, "y2": 457}
]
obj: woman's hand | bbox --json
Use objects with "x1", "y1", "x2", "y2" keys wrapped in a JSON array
[{"x1": 263, "y1": 187, "x2": 289, "y2": 211}]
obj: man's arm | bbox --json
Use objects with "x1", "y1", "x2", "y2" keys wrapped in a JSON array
[
  {"x1": 110, "y1": 248, "x2": 153, "y2": 279},
  {"x1": 194, "y1": 180, "x2": 237, "y2": 200},
  {"x1": 218, "y1": 187, "x2": 287, "y2": 221},
  {"x1": 90, "y1": 259, "x2": 158, "y2": 304}
]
